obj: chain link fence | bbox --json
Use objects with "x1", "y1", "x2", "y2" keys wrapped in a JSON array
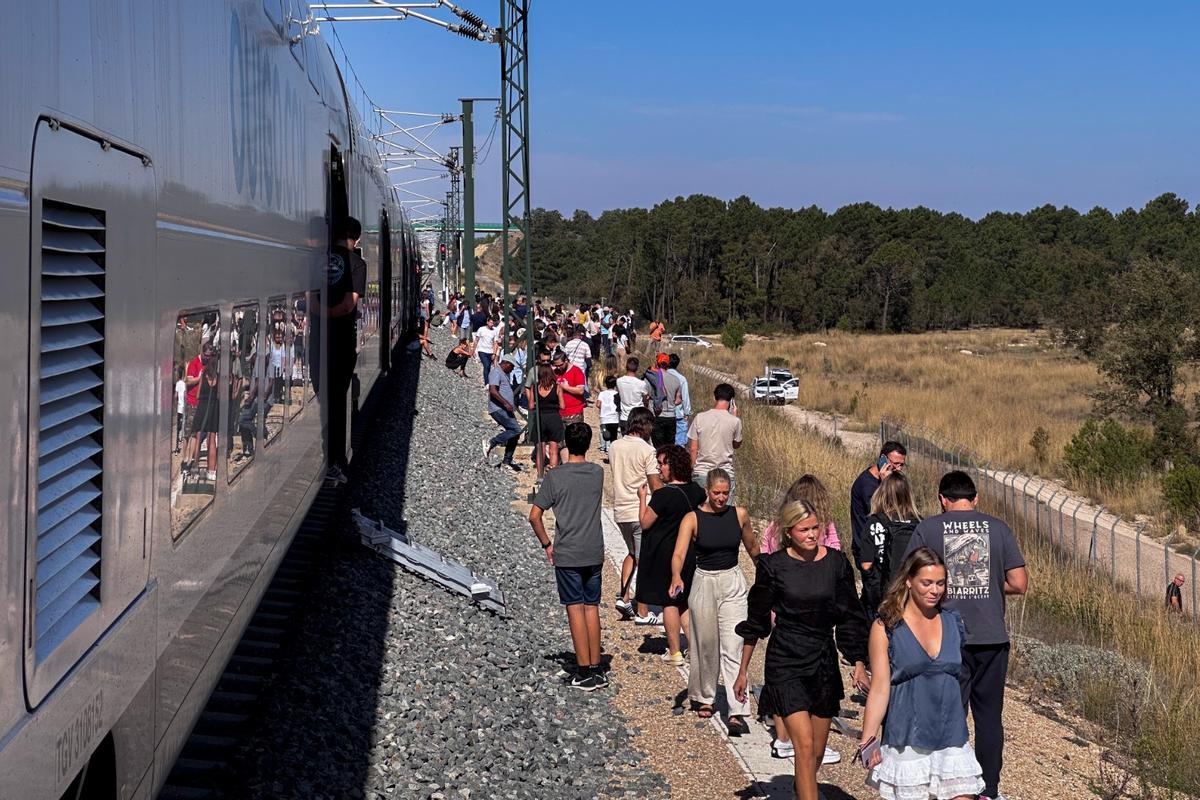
[{"x1": 879, "y1": 417, "x2": 1199, "y2": 623}]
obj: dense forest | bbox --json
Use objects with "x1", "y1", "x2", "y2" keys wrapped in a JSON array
[{"x1": 528, "y1": 192, "x2": 1200, "y2": 336}]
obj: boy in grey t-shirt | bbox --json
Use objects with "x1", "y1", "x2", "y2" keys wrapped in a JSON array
[
  {"x1": 905, "y1": 470, "x2": 1028, "y2": 800},
  {"x1": 528, "y1": 422, "x2": 608, "y2": 691}
]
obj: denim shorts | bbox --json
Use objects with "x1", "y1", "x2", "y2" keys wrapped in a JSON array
[{"x1": 555, "y1": 564, "x2": 603, "y2": 606}]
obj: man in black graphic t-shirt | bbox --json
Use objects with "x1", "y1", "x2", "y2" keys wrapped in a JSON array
[
  {"x1": 325, "y1": 217, "x2": 367, "y2": 483},
  {"x1": 905, "y1": 470, "x2": 1027, "y2": 800}
]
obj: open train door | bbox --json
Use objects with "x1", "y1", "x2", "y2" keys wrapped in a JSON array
[
  {"x1": 378, "y1": 209, "x2": 392, "y2": 374},
  {"x1": 24, "y1": 121, "x2": 155, "y2": 707}
]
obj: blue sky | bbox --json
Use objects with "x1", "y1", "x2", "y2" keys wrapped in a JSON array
[{"x1": 326, "y1": 2, "x2": 1200, "y2": 221}]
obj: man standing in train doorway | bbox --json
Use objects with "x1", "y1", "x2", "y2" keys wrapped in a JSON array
[{"x1": 326, "y1": 216, "x2": 367, "y2": 485}]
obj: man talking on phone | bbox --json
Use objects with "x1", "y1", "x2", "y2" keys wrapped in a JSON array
[{"x1": 850, "y1": 441, "x2": 907, "y2": 578}]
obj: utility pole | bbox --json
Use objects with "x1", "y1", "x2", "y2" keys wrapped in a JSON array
[
  {"x1": 448, "y1": 146, "x2": 462, "y2": 294},
  {"x1": 460, "y1": 98, "x2": 477, "y2": 302},
  {"x1": 500, "y1": 0, "x2": 532, "y2": 361}
]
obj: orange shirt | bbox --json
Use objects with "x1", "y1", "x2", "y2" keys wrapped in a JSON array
[{"x1": 650, "y1": 322, "x2": 664, "y2": 341}]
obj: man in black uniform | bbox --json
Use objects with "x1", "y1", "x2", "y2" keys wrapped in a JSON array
[{"x1": 326, "y1": 216, "x2": 367, "y2": 484}]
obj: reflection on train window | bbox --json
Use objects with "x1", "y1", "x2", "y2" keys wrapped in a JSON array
[
  {"x1": 306, "y1": 289, "x2": 319, "y2": 403},
  {"x1": 290, "y1": 293, "x2": 306, "y2": 418},
  {"x1": 264, "y1": 297, "x2": 289, "y2": 444},
  {"x1": 172, "y1": 309, "x2": 220, "y2": 538},
  {"x1": 228, "y1": 303, "x2": 259, "y2": 483}
]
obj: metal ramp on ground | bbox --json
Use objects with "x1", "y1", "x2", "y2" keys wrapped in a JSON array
[{"x1": 352, "y1": 510, "x2": 508, "y2": 615}]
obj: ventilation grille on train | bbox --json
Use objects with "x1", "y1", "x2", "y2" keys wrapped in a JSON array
[{"x1": 33, "y1": 200, "x2": 106, "y2": 662}]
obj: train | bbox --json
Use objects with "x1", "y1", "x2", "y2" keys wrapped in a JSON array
[{"x1": 0, "y1": 2, "x2": 422, "y2": 797}]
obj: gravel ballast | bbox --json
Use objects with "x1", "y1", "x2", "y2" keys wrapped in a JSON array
[{"x1": 226, "y1": 326, "x2": 665, "y2": 799}]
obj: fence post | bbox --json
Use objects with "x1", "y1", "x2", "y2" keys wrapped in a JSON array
[
  {"x1": 1071, "y1": 500, "x2": 1079, "y2": 563},
  {"x1": 1045, "y1": 490, "x2": 1061, "y2": 550},
  {"x1": 1163, "y1": 533, "x2": 1175, "y2": 591},
  {"x1": 1089, "y1": 506, "x2": 1104, "y2": 570},
  {"x1": 1110, "y1": 517, "x2": 1119, "y2": 581},
  {"x1": 1020, "y1": 475, "x2": 1034, "y2": 533},
  {"x1": 1135, "y1": 524, "x2": 1142, "y2": 597},
  {"x1": 879, "y1": 418, "x2": 885, "y2": 450},
  {"x1": 1192, "y1": 546, "x2": 1198, "y2": 622}
]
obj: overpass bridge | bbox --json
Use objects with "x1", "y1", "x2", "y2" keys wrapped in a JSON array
[{"x1": 412, "y1": 221, "x2": 503, "y2": 232}]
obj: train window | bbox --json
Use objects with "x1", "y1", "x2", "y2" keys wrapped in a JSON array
[
  {"x1": 263, "y1": 0, "x2": 285, "y2": 35},
  {"x1": 264, "y1": 297, "x2": 288, "y2": 444},
  {"x1": 289, "y1": 293, "x2": 306, "y2": 418},
  {"x1": 228, "y1": 303, "x2": 259, "y2": 483},
  {"x1": 307, "y1": 289, "x2": 319, "y2": 403},
  {"x1": 172, "y1": 309, "x2": 220, "y2": 538}
]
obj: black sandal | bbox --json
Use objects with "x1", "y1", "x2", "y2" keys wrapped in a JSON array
[{"x1": 726, "y1": 715, "x2": 750, "y2": 737}]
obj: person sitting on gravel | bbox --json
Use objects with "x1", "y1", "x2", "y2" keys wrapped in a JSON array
[
  {"x1": 636, "y1": 444, "x2": 706, "y2": 667},
  {"x1": 484, "y1": 356, "x2": 524, "y2": 472},
  {"x1": 733, "y1": 500, "x2": 869, "y2": 800},
  {"x1": 610, "y1": 407, "x2": 663, "y2": 623},
  {"x1": 859, "y1": 548, "x2": 985, "y2": 800},
  {"x1": 529, "y1": 423, "x2": 609, "y2": 691},
  {"x1": 904, "y1": 471, "x2": 1027, "y2": 800},
  {"x1": 673, "y1": 468, "x2": 758, "y2": 735}
]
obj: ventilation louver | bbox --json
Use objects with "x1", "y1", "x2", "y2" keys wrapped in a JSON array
[{"x1": 33, "y1": 200, "x2": 105, "y2": 662}]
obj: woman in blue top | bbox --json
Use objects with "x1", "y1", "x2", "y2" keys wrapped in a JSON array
[{"x1": 859, "y1": 547, "x2": 984, "y2": 800}]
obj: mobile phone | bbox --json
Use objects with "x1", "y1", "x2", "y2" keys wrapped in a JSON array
[
  {"x1": 856, "y1": 736, "x2": 880, "y2": 769},
  {"x1": 876, "y1": 454, "x2": 889, "y2": 471}
]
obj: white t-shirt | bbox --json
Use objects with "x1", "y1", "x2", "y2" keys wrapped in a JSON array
[
  {"x1": 616, "y1": 375, "x2": 648, "y2": 422},
  {"x1": 616, "y1": 333, "x2": 629, "y2": 352},
  {"x1": 474, "y1": 325, "x2": 500, "y2": 355},
  {"x1": 564, "y1": 338, "x2": 590, "y2": 372},
  {"x1": 598, "y1": 389, "x2": 619, "y2": 424},
  {"x1": 174, "y1": 379, "x2": 186, "y2": 414}
]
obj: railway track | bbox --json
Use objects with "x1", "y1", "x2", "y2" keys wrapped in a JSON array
[{"x1": 158, "y1": 485, "x2": 341, "y2": 800}]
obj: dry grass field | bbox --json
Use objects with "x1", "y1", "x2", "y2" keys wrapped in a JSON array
[
  {"x1": 688, "y1": 328, "x2": 1199, "y2": 530},
  {"x1": 683, "y1": 367, "x2": 1200, "y2": 793}
]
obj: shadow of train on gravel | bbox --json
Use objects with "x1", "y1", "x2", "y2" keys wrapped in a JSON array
[{"x1": 216, "y1": 346, "x2": 423, "y2": 798}]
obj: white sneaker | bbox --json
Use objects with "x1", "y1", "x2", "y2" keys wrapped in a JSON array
[
  {"x1": 771, "y1": 739, "x2": 794, "y2": 759},
  {"x1": 206, "y1": 470, "x2": 217, "y2": 482},
  {"x1": 659, "y1": 650, "x2": 685, "y2": 667},
  {"x1": 821, "y1": 746, "x2": 841, "y2": 765},
  {"x1": 634, "y1": 612, "x2": 662, "y2": 626},
  {"x1": 614, "y1": 598, "x2": 635, "y2": 619}
]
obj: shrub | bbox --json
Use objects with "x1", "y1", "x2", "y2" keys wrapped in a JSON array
[
  {"x1": 1163, "y1": 463, "x2": 1200, "y2": 528},
  {"x1": 765, "y1": 355, "x2": 788, "y2": 367},
  {"x1": 1062, "y1": 419, "x2": 1150, "y2": 490},
  {"x1": 1029, "y1": 426, "x2": 1051, "y2": 467},
  {"x1": 721, "y1": 319, "x2": 745, "y2": 351}
]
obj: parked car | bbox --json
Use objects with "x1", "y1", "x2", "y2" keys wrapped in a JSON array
[
  {"x1": 669, "y1": 334, "x2": 712, "y2": 348},
  {"x1": 751, "y1": 376, "x2": 799, "y2": 404},
  {"x1": 767, "y1": 368, "x2": 794, "y2": 383}
]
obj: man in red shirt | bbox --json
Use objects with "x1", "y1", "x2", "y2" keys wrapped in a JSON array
[{"x1": 552, "y1": 351, "x2": 586, "y2": 425}]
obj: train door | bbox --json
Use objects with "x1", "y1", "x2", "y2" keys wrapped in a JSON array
[
  {"x1": 24, "y1": 122, "x2": 155, "y2": 706},
  {"x1": 378, "y1": 210, "x2": 392, "y2": 373}
]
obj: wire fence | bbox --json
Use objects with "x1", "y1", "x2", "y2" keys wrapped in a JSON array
[{"x1": 879, "y1": 416, "x2": 1200, "y2": 624}]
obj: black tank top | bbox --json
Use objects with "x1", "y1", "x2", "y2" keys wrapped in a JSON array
[
  {"x1": 537, "y1": 384, "x2": 560, "y2": 414},
  {"x1": 694, "y1": 506, "x2": 742, "y2": 570}
]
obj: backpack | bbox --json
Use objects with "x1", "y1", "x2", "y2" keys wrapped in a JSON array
[
  {"x1": 870, "y1": 513, "x2": 919, "y2": 588},
  {"x1": 643, "y1": 370, "x2": 666, "y2": 416}
]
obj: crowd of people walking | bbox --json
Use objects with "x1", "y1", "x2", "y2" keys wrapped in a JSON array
[{"x1": 434, "y1": 288, "x2": 1029, "y2": 800}]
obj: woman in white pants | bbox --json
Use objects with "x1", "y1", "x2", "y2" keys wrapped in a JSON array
[{"x1": 671, "y1": 468, "x2": 758, "y2": 735}]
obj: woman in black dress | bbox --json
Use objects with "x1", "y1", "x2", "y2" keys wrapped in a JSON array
[
  {"x1": 635, "y1": 444, "x2": 706, "y2": 666},
  {"x1": 734, "y1": 499, "x2": 870, "y2": 800},
  {"x1": 189, "y1": 359, "x2": 221, "y2": 483}
]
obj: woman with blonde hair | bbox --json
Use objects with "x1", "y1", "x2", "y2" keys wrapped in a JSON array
[
  {"x1": 860, "y1": 472, "x2": 921, "y2": 618},
  {"x1": 733, "y1": 500, "x2": 869, "y2": 800},
  {"x1": 859, "y1": 548, "x2": 983, "y2": 800},
  {"x1": 759, "y1": 475, "x2": 844, "y2": 763},
  {"x1": 670, "y1": 468, "x2": 758, "y2": 733}
]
